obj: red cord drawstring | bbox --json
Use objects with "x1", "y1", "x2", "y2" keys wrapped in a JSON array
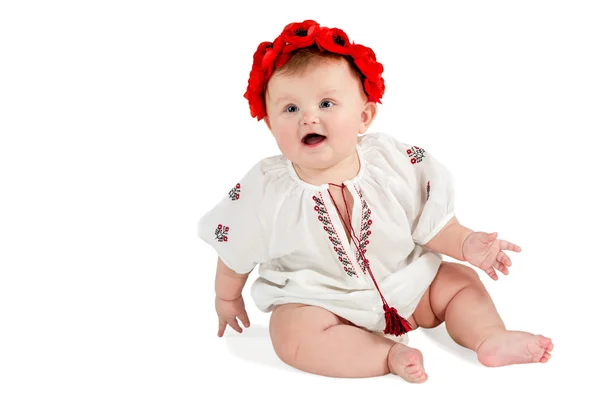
[{"x1": 327, "y1": 183, "x2": 411, "y2": 336}]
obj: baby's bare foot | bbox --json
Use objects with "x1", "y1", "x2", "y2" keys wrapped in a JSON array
[
  {"x1": 388, "y1": 343, "x2": 427, "y2": 383},
  {"x1": 476, "y1": 330, "x2": 553, "y2": 367}
]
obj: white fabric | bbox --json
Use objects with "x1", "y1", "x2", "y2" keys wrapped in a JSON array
[{"x1": 197, "y1": 132, "x2": 455, "y2": 334}]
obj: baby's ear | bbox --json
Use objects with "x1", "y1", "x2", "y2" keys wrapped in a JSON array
[
  {"x1": 359, "y1": 101, "x2": 377, "y2": 133},
  {"x1": 264, "y1": 116, "x2": 272, "y2": 131}
]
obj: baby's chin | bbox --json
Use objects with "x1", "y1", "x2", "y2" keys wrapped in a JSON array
[{"x1": 289, "y1": 153, "x2": 343, "y2": 172}]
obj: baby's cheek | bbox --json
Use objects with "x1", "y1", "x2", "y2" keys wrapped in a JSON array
[
  {"x1": 274, "y1": 131, "x2": 300, "y2": 157},
  {"x1": 334, "y1": 112, "x2": 359, "y2": 130}
]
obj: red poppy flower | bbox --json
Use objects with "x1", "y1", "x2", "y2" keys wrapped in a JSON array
[
  {"x1": 246, "y1": 69, "x2": 265, "y2": 93},
  {"x1": 363, "y1": 77, "x2": 385, "y2": 103},
  {"x1": 351, "y1": 44, "x2": 383, "y2": 81},
  {"x1": 315, "y1": 27, "x2": 351, "y2": 55},
  {"x1": 243, "y1": 89, "x2": 266, "y2": 120},
  {"x1": 261, "y1": 36, "x2": 285, "y2": 78},
  {"x1": 281, "y1": 19, "x2": 320, "y2": 53},
  {"x1": 273, "y1": 51, "x2": 292, "y2": 73},
  {"x1": 247, "y1": 42, "x2": 270, "y2": 94},
  {"x1": 251, "y1": 41, "x2": 272, "y2": 71}
]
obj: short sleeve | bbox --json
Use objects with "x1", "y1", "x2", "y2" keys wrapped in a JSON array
[
  {"x1": 408, "y1": 146, "x2": 455, "y2": 245},
  {"x1": 197, "y1": 162, "x2": 270, "y2": 274}
]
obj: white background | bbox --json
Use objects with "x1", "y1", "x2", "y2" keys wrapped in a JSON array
[{"x1": 1, "y1": 1, "x2": 599, "y2": 398}]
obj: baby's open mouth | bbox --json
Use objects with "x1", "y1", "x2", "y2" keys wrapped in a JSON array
[{"x1": 302, "y1": 133, "x2": 326, "y2": 146}]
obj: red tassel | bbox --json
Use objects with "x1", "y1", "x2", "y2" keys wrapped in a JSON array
[{"x1": 383, "y1": 305, "x2": 412, "y2": 336}]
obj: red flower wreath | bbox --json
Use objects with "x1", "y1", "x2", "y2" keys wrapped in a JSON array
[{"x1": 243, "y1": 20, "x2": 386, "y2": 121}]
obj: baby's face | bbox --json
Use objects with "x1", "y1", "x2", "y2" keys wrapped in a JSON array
[{"x1": 264, "y1": 59, "x2": 375, "y2": 171}]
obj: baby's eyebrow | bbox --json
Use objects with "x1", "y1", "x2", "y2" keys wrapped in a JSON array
[
  {"x1": 318, "y1": 88, "x2": 338, "y2": 96},
  {"x1": 274, "y1": 95, "x2": 294, "y2": 105},
  {"x1": 274, "y1": 89, "x2": 339, "y2": 105}
]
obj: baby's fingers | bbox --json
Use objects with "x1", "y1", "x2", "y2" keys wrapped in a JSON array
[
  {"x1": 237, "y1": 309, "x2": 251, "y2": 328},
  {"x1": 500, "y1": 239, "x2": 521, "y2": 253},
  {"x1": 483, "y1": 266, "x2": 499, "y2": 281},
  {"x1": 493, "y1": 260, "x2": 509, "y2": 276},
  {"x1": 228, "y1": 318, "x2": 243, "y2": 334},
  {"x1": 497, "y1": 251, "x2": 512, "y2": 267},
  {"x1": 217, "y1": 319, "x2": 227, "y2": 337}
]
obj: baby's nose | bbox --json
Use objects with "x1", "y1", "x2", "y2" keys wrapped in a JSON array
[{"x1": 301, "y1": 110, "x2": 320, "y2": 125}]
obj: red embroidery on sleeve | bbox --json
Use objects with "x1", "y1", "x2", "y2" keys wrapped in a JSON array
[
  {"x1": 406, "y1": 146, "x2": 426, "y2": 164},
  {"x1": 229, "y1": 183, "x2": 241, "y2": 201},
  {"x1": 215, "y1": 224, "x2": 229, "y2": 242}
]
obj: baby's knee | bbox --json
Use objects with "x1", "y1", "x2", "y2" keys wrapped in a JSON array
[
  {"x1": 440, "y1": 262, "x2": 482, "y2": 288},
  {"x1": 460, "y1": 264, "x2": 481, "y2": 283},
  {"x1": 271, "y1": 334, "x2": 300, "y2": 366},
  {"x1": 269, "y1": 305, "x2": 301, "y2": 364}
]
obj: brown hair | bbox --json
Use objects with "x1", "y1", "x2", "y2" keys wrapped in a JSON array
[{"x1": 265, "y1": 45, "x2": 368, "y2": 101}]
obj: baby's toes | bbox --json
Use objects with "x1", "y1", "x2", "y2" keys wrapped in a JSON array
[
  {"x1": 411, "y1": 372, "x2": 428, "y2": 383},
  {"x1": 405, "y1": 364, "x2": 427, "y2": 383},
  {"x1": 537, "y1": 335, "x2": 552, "y2": 349},
  {"x1": 405, "y1": 364, "x2": 423, "y2": 375},
  {"x1": 528, "y1": 335, "x2": 555, "y2": 362},
  {"x1": 540, "y1": 351, "x2": 551, "y2": 363},
  {"x1": 408, "y1": 371, "x2": 428, "y2": 383}
]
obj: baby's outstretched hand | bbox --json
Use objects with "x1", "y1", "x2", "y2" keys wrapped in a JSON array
[
  {"x1": 215, "y1": 295, "x2": 251, "y2": 337},
  {"x1": 462, "y1": 232, "x2": 521, "y2": 280}
]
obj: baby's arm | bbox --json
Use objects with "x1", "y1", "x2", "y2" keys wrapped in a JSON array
[
  {"x1": 214, "y1": 258, "x2": 254, "y2": 336},
  {"x1": 423, "y1": 216, "x2": 521, "y2": 280},
  {"x1": 422, "y1": 216, "x2": 473, "y2": 261},
  {"x1": 215, "y1": 257, "x2": 251, "y2": 300}
]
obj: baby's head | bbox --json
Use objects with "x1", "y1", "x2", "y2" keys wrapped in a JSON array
[{"x1": 244, "y1": 20, "x2": 384, "y2": 171}]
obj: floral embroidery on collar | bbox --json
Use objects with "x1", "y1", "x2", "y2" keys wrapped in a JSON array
[{"x1": 355, "y1": 187, "x2": 372, "y2": 274}]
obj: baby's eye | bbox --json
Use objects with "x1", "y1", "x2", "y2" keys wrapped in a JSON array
[
  {"x1": 285, "y1": 105, "x2": 298, "y2": 113},
  {"x1": 320, "y1": 100, "x2": 334, "y2": 108}
]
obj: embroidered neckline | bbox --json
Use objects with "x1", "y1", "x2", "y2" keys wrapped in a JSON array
[
  {"x1": 354, "y1": 186, "x2": 373, "y2": 274},
  {"x1": 312, "y1": 193, "x2": 358, "y2": 277}
]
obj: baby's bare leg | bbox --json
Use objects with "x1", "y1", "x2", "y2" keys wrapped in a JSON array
[
  {"x1": 269, "y1": 303, "x2": 426, "y2": 382},
  {"x1": 419, "y1": 262, "x2": 553, "y2": 366}
]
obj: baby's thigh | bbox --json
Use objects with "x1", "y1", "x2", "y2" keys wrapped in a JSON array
[
  {"x1": 269, "y1": 304, "x2": 352, "y2": 363},
  {"x1": 413, "y1": 262, "x2": 482, "y2": 326}
]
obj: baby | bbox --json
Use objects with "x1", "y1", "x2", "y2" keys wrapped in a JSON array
[{"x1": 198, "y1": 19, "x2": 553, "y2": 383}]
